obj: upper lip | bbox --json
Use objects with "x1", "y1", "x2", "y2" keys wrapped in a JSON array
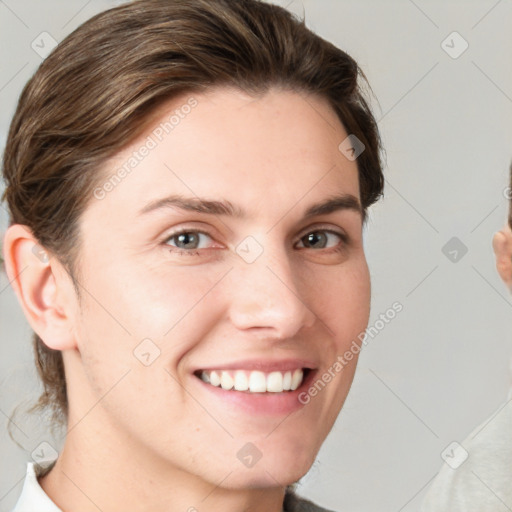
[{"x1": 193, "y1": 358, "x2": 318, "y2": 373}]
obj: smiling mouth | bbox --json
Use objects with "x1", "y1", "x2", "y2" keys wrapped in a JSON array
[{"x1": 193, "y1": 368, "x2": 312, "y2": 393}]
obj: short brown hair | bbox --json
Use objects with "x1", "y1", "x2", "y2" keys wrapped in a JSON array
[{"x1": 2, "y1": 0, "x2": 384, "y2": 434}]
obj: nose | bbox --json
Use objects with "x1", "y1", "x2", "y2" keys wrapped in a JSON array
[{"x1": 227, "y1": 241, "x2": 317, "y2": 339}]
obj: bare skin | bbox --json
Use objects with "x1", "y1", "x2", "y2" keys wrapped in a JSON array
[
  {"x1": 4, "y1": 87, "x2": 371, "y2": 512},
  {"x1": 493, "y1": 224, "x2": 512, "y2": 289}
]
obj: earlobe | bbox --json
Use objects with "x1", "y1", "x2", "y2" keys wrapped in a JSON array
[
  {"x1": 492, "y1": 229, "x2": 512, "y2": 290},
  {"x1": 2, "y1": 224, "x2": 78, "y2": 351}
]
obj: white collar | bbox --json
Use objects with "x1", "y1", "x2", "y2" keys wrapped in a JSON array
[{"x1": 11, "y1": 462, "x2": 61, "y2": 512}]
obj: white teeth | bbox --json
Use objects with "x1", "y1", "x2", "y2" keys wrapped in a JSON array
[
  {"x1": 282, "y1": 371, "x2": 292, "y2": 391},
  {"x1": 290, "y1": 369, "x2": 303, "y2": 391},
  {"x1": 249, "y1": 371, "x2": 267, "y2": 392},
  {"x1": 267, "y1": 371, "x2": 283, "y2": 392},
  {"x1": 220, "y1": 371, "x2": 234, "y2": 390},
  {"x1": 234, "y1": 370, "x2": 249, "y2": 391},
  {"x1": 198, "y1": 368, "x2": 306, "y2": 393},
  {"x1": 210, "y1": 370, "x2": 221, "y2": 387}
]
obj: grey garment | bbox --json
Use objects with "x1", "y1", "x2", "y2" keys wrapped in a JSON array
[
  {"x1": 284, "y1": 488, "x2": 336, "y2": 512},
  {"x1": 421, "y1": 396, "x2": 512, "y2": 512}
]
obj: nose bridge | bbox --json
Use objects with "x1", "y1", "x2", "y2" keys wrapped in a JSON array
[{"x1": 227, "y1": 234, "x2": 316, "y2": 336}]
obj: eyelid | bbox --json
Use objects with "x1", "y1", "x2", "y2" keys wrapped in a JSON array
[
  {"x1": 296, "y1": 223, "x2": 349, "y2": 241},
  {"x1": 161, "y1": 223, "x2": 350, "y2": 253},
  {"x1": 162, "y1": 222, "x2": 348, "y2": 241},
  {"x1": 162, "y1": 227, "x2": 216, "y2": 247}
]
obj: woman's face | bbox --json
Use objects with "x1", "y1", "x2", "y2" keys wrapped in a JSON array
[{"x1": 69, "y1": 86, "x2": 371, "y2": 488}]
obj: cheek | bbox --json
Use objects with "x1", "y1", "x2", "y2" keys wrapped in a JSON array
[
  {"x1": 73, "y1": 263, "x2": 231, "y2": 399},
  {"x1": 346, "y1": 260, "x2": 371, "y2": 327},
  {"x1": 82, "y1": 261, "x2": 223, "y2": 338},
  {"x1": 320, "y1": 258, "x2": 371, "y2": 345}
]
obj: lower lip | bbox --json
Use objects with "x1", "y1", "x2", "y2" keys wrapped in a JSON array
[{"x1": 192, "y1": 369, "x2": 318, "y2": 415}]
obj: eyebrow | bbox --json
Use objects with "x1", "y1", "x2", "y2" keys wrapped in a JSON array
[{"x1": 138, "y1": 193, "x2": 362, "y2": 219}]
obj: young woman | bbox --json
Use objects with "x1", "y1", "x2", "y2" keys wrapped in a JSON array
[{"x1": 2, "y1": 0, "x2": 384, "y2": 510}]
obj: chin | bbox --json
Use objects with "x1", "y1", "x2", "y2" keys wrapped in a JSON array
[
  {"x1": 220, "y1": 467, "x2": 309, "y2": 490},
  {"x1": 220, "y1": 447, "x2": 316, "y2": 490}
]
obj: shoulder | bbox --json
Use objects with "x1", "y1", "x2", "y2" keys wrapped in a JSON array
[
  {"x1": 421, "y1": 399, "x2": 512, "y2": 511},
  {"x1": 284, "y1": 488, "x2": 337, "y2": 512}
]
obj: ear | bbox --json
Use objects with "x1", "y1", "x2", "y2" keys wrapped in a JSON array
[
  {"x1": 492, "y1": 225, "x2": 512, "y2": 290},
  {"x1": 2, "y1": 224, "x2": 78, "y2": 350}
]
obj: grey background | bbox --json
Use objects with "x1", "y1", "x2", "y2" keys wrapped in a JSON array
[{"x1": 1, "y1": 0, "x2": 512, "y2": 511}]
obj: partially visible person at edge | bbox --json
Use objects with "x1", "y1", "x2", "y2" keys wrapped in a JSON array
[
  {"x1": 1, "y1": 0, "x2": 385, "y2": 511},
  {"x1": 421, "y1": 162, "x2": 512, "y2": 511}
]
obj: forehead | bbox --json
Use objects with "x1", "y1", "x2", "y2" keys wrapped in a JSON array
[{"x1": 84, "y1": 87, "x2": 360, "y2": 227}]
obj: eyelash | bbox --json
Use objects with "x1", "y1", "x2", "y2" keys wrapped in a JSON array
[{"x1": 162, "y1": 227, "x2": 349, "y2": 257}]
